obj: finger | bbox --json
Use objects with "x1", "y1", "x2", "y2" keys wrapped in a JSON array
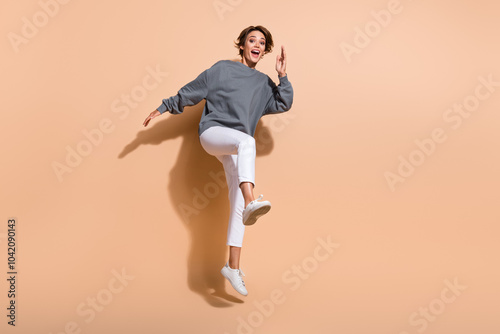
[
  {"x1": 282, "y1": 45, "x2": 286, "y2": 60},
  {"x1": 143, "y1": 117, "x2": 151, "y2": 127}
]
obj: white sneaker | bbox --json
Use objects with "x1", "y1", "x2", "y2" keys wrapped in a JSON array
[
  {"x1": 221, "y1": 262, "x2": 248, "y2": 296},
  {"x1": 242, "y1": 194, "x2": 271, "y2": 226}
]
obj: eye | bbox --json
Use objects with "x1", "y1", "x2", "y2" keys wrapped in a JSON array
[{"x1": 260, "y1": 41, "x2": 265, "y2": 45}]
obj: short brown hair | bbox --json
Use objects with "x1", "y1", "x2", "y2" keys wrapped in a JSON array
[{"x1": 234, "y1": 25, "x2": 274, "y2": 57}]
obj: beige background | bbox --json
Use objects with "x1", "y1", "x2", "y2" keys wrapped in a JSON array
[{"x1": 1, "y1": 0, "x2": 499, "y2": 333}]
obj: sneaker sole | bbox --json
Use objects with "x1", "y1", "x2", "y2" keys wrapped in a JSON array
[{"x1": 243, "y1": 205, "x2": 271, "y2": 226}]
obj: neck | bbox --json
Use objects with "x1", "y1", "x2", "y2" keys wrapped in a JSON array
[{"x1": 240, "y1": 57, "x2": 257, "y2": 69}]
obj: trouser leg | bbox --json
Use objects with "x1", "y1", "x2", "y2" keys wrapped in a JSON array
[
  {"x1": 199, "y1": 126, "x2": 257, "y2": 247},
  {"x1": 199, "y1": 126, "x2": 256, "y2": 186},
  {"x1": 200, "y1": 126, "x2": 256, "y2": 247},
  {"x1": 220, "y1": 154, "x2": 245, "y2": 247}
]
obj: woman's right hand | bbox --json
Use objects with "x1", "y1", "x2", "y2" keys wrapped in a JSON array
[{"x1": 143, "y1": 109, "x2": 161, "y2": 127}]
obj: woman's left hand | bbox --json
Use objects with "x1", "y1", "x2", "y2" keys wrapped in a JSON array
[{"x1": 275, "y1": 45, "x2": 287, "y2": 78}]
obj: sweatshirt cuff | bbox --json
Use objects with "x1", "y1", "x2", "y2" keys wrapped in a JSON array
[
  {"x1": 157, "y1": 103, "x2": 168, "y2": 114},
  {"x1": 278, "y1": 74, "x2": 289, "y2": 84}
]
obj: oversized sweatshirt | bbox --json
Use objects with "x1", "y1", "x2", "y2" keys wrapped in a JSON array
[{"x1": 156, "y1": 60, "x2": 294, "y2": 137}]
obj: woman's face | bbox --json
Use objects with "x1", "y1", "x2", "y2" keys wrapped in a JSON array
[{"x1": 240, "y1": 30, "x2": 266, "y2": 67}]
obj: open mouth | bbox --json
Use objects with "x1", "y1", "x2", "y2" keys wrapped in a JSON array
[{"x1": 251, "y1": 49, "x2": 260, "y2": 57}]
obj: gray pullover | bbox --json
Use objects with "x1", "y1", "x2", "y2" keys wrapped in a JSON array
[{"x1": 157, "y1": 60, "x2": 294, "y2": 137}]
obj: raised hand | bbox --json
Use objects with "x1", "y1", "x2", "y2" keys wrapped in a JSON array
[{"x1": 275, "y1": 45, "x2": 287, "y2": 78}]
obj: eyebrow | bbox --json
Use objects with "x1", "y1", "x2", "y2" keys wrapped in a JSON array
[{"x1": 249, "y1": 35, "x2": 266, "y2": 40}]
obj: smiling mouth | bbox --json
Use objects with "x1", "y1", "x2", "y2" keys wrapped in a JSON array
[{"x1": 251, "y1": 50, "x2": 260, "y2": 57}]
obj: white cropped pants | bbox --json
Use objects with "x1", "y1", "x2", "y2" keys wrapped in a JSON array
[{"x1": 199, "y1": 126, "x2": 256, "y2": 247}]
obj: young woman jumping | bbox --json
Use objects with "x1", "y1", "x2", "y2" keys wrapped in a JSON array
[{"x1": 143, "y1": 25, "x2": 293, "y2": 296}]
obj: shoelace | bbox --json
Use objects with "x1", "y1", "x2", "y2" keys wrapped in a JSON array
[
  {"x1": 238, "y1": 269, "x2": 246, "y2": 286},
  {"x1": 226, "y1": 263, "x2": 246, "y2": 287},
  {"x1": 251, "y1": 194, "x2": 264, "y2": 204},
  {"x1": 244, "y1": 195, "x2": 265, "y2": 212},
  {"x1": 240, "y1": 270, "x2": 245, "y2": 286}
]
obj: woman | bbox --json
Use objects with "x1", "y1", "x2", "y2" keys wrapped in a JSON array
[{"x1": 143, "y1": 25, "x2": 293, "y2": 296}]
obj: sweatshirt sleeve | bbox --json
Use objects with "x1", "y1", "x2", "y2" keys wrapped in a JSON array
[
  {"x1": 157, "y1": 69, "x2": 209, "y2": 114},
  {"x1": 263, "y1": 74, "x2": 294, "y2": 115}
]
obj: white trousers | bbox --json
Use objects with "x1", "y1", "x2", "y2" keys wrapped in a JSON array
[{"x1": 199, "y1": 126, "x2": 256, "y2": 247}]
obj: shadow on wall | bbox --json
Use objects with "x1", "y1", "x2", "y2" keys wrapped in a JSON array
[{"x1": 118, "y1": 102, "x2": 274, "y2": 307}]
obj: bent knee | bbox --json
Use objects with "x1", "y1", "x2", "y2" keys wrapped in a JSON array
[{"x1": 238, "y1": 136, "x2": 256, "y2": 152}]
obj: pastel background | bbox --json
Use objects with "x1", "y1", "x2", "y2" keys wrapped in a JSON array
[{"x1": 1, "y1": 0, "x2": 499, "y2": 333}]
